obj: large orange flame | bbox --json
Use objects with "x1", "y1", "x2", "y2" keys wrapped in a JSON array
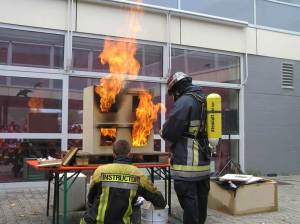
[
  {"x1": 28, "y1": 97, "x2": 44, "y2": 112},
  {"x1": 132, "y1": 90, "x2": 161, "y2": 147},
  {"x1": 96, "y1": 2, "x2": 143, "y2": 112},
  {"x1": 100, "y1": 128, "x2": 117, "y2": 138},
  {"x1": 95, "y1": 40, "x2": 140, "y2": 112}
]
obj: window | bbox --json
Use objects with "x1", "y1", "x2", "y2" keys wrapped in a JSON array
[
  {"x1": 54, "y1": 46, "x2": 64, "y2": 68},
  {"x1": 0, "y1": 76, "x2": 6, "y2": 85},
  {"x1": 214, "y1": 139, "x2": 239, "y2": 173},
  {"x1": 68, "y1": 139, "x2": 83, "y2": 150},
  {"x1": 181, "y1": 0, "x2": 254, "y2": 23},
  {"x1": 73, "y1": 37, "x2": 163, "y2": 77},
  {"x1": 12, "y1": 43, "x2": 50, "y2": 67},
  {"x1": 73, "y1": 48, "x2": 90, "y2": 70},
  {"x1": 69, "y1": 77, "x2": 96, "y2": 133},
  {"x1": 0, "y1": 28, "x2": 64, "y2": 68},
  {"x1": 0, "y1": 76, "x2": 62, "y2": 133},
  {"x1": 11, "y1": 77, "x2": 50, "y2": 88},
  {"x1": 172, "y1": 48, "x2": 240, "y2": 83},
  {"x1": 257, "y1": 0, "x2": 300, "y2": 32},
  {"x1": 166, "y1": 87, "x2": 239, "y2": 135},
  {"x1": 142, "y1": 45, "x2": 163, "y2": 77},
  {"x1": 0, "y1": 42, "x2": 8, "y2": 64},
  {"x1": 128, "y1": 0, "x2": 178, "y2": 8}
]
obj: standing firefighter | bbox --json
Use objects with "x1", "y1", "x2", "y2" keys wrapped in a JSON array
[
  {"x1": 81, "y1": 140, "x2": 166, "y2": 224},
  {"x1": 161, "y1": 72, "x2": 211, "y2": 224}
]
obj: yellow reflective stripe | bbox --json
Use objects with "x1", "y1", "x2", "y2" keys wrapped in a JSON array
[
  {"x1": 101, "y1": 187, "x2": 110, "y2": 223},
  {"x1": 96, "y1": 187, "x2": 106, "y2": 223},
  {"x1": 96, "y1": 186, "x2": 110, "y2": 223},
  {"x1": 188, "y1": 127, "x2": 199, "y2": 136},
  {"x1": 122, "y1": 189, "x2": 136, "y2": 224},
  {"x1": 171, "y1": 164, "x2": 210, "y2": 172},
  {"x1": 193, "y1": 140, "x2": 199, "y2": 166}
]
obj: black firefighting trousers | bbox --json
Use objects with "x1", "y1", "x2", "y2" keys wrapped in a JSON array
[{"x1": 174, "y1": 179, "x2": 210, "y2": 224}]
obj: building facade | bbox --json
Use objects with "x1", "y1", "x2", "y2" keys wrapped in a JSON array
[{"x1": 0, "y1": 0, "x2": 299, "y2": 182}]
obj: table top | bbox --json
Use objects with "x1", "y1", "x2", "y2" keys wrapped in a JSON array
[{"x1": 26, "y1": 160, "x2": 170, "y2": 172}]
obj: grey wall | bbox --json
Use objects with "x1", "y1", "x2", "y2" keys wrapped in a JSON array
[{"x1": 245, "y1": 55, "x2": 300, "y2": 175}]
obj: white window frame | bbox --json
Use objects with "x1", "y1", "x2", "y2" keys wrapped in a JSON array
[
  {"x1": 0, "y1": 24, "x2": 244, "y2": 170},
  {"x1": 0, "y1": 65, "x2": 68, "y2": 151}
]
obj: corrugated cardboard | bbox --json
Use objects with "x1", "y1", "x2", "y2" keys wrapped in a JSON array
[{"x1": 208, "y1": 180, "x2": 278, "y2": 215}]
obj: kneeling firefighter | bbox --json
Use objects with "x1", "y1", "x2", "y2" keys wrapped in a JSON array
[
  {"x1": 81, "y1": 140, "x2": 166, "y2": 224},
  {"x1": 161, "y1": 72, "x2": 221, "y2": 224}
]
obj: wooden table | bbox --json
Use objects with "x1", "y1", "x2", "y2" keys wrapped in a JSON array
[{"x1": 26, "y1": 160, "x2": 171, "y2": 224}]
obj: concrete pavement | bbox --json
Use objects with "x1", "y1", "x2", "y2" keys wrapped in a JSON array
[{"x1": 0, "y1": 175, "x2": 300, "y2": 224}]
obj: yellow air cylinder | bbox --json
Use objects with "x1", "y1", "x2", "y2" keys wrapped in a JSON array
[{"x1": 206, "y1": 93, "x2": 222, "y2": 149}]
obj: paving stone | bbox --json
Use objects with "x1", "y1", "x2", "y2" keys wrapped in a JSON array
[{"x1": 0, "y1": 176, "x2": 300, "y2": 223}]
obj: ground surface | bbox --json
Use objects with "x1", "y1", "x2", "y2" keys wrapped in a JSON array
[{"x1": 0, "y1": 175, "x2": 300, "y2": 224}]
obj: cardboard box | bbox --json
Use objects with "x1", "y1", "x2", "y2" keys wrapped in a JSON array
[{"x1": 208, "y1": 180, "x2": 278, "y2": 215}]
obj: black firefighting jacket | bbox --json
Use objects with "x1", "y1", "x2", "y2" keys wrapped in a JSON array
[
  {"x1": 162, "y1": 85, "x2": 211, "y2": 181},
  {"x1": 82, "y1": 156, "x2": 166, "y2": 224}
]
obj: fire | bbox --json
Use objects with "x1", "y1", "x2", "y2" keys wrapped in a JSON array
[
  {"x1": 95, "y1": 39, "x2": 140, "y2": 112},
  {"x1": 100, "y1": 128, "x2": 117, "y2": 138},
  {"x1": 96, "y1": 2, "x2": 143, "y2": 112},
  {"x1": 132, "y1": 90, "x2": 161, "y2": 147},
  {"x1": 28, "y1": 97, "x2": 44, "y2": 112}
]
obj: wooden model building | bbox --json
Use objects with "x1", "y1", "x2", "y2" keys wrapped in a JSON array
[{"x1": 82, "y1": 86, "x2": 154, "y2": 155}]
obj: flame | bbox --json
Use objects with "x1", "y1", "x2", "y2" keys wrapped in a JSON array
[
  {"x1": 28, "y1": 97, "x2": 44, "y2": 112},
  {"x1": 132, "y1": 90, "x2": 161, "y2": 147},
  {"x1": 100, "y1": 128, "x2": 117, "y2": 138},
  {"x1": 96, "y1": 1, "x2": 143, "y2": 112}
]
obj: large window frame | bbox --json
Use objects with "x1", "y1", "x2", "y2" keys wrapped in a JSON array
[
  {"x1": 0, "y1": 27, "x2": 65, "y2": 69},
  {"x1": 0, "y1": 22, "x2": 245, "y2": 171},
  {"x1": 0, "y1": 67, "x2": 68, "y2": 149}
]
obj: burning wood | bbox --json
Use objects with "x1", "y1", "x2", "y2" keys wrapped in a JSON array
[
  {"x1": 132, "y1": 90, "x2": 161, "y2": 147},
  {"x1": 100, "y1": 128, "x2": 117, "y2": 138},
  {"x1": 100, "y1": 128, "x2": 117, "y2": 146}
]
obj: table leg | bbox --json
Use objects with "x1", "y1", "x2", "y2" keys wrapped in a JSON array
[
  {"x1": 56, "y1": 173, "x2": 59, "y2": 224},
  {"x1": 164, "y1": 168, "x2": 167, "y2": 201},
  {"x1": 168, "y1": 167, "x2": 171, "y2": 214},
  {"x1": 150, "y1": 168, "x2": 154, "y2": 183},
  {"x1": 47, "y1": 171, "x2": 51, "y2": 216},
  {"x1": 53, "y1": 172, "x2": 59, "y2": 224},
  {"x1": 63, "y1": 171, "x2": 68, "y2": 224}
]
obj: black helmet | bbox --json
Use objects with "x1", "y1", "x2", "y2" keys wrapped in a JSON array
[{"x1": 167, "y1": 72, "x2": 192, "y2": 94}]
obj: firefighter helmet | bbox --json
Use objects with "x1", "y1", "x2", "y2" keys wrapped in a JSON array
[{"x1": 167, "y1": 72, "x2": 192, "y2": 94}]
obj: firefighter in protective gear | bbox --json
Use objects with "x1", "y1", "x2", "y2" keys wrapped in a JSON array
[
  {"x1": 161, "y1": 72, "x2": 210, "y2": 224},
  {"x1": 81, "y1": 140, "x2": 166, "y2": 224}
]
